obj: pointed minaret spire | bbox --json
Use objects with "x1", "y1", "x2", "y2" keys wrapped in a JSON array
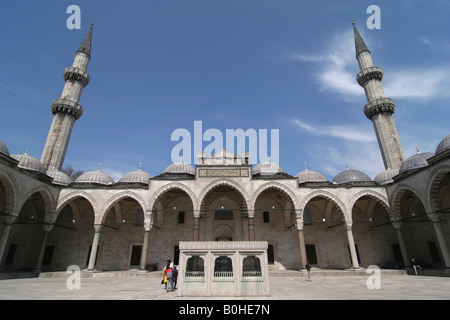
[
  {"x1": 352, "y1": 21, "x2": 370, "y2": 57},
  {"x1": 353, "y1": 21, "x2": 405, "y2": 170},
  {"x1": 77, "y1": 21, "x2": 94, "y2": 59},
  {"x1": 41, "y1": 23, "x2": 94, "y2": 171}
]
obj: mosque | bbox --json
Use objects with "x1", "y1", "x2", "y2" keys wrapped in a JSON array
[{"x1": 0, "y1": 22, "x2": 449, "y2": 275}]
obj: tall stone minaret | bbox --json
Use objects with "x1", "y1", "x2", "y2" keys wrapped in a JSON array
[
  {"x1": 41, "y1": 22, "x2": 93, "y2": 171},
  {"x1": 353, "y1": 21, "x2": 405, "y2": 170}
]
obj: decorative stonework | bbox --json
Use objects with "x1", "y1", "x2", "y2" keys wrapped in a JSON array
[
  {"x1": 363, "y1": 98, "x2": 395, "y2": 120},
  {"x1": 63, "y1": 66, "x2": 90, "y2": 87},
  {"x1": 51, "y1": 98, "x2": 83, "y2": 120},
  {"x1": 357, "y1": 66, "x2": 383, "y2": 87},
  {"x1": 179, "y1": 241, "x2": 268, "y2": 251},
  {"x1": 199, "y1": 168, "x2": 249, "y2": 178}
]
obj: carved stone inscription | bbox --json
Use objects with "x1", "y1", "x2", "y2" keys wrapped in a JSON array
[{"x1": 199, "y1": 169, "x2": 249, "y2": 177}]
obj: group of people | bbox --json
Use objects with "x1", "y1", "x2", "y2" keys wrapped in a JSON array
[{"x1": 162, "y1": 256, "x2": 178, "y2": 292}]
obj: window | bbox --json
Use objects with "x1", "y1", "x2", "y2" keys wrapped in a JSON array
[
  {"x1": 130, "y1": 245, "x2": 142, "y2": 266},
  {"x1": 263, "y1": 211, "x2": 270, "y2": 223},
  {"x1": 42, "y1": 246, "x2": 55, "y2": 266},
  {"x1": 267, "y1": 245, "x2": 274, "y2": 264},
  {"x1": 428, "y1": 242, "x2": 441, "y2": 263},
  {"x1": 4, "y1": 243, "x2": 17, "y2": 266},
  {"x1": 305, "y1": 244, "x2": 318, "y2": 265},
  {"x1": 215, "y1": 210, "x2": 233, "y2": 221},
  {"x1": 178, "y1": 211, "x2": 185, "y2": 224}
]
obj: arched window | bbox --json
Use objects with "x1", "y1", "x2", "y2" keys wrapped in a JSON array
[
  {"x1": 243, "y1": 256, "x2": 261, "y2": 277},
  {"x1": 186, "y1": 256, "x2": 204, "y2": 277},
  {"x1": 214, "y1": 256, "x2": 233, "y2": 277}
]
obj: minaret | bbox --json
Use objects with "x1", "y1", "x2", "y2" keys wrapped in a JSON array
[
  {"x1": 41, "y1": 22, "x2": 94, "y2": 171},
  {"x1": 353, "y1": 21, "x2": 405, "y2": 170}
]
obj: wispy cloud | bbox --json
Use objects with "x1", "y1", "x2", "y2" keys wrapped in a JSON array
[
  {"x1": 292, "y1": 118, "x2": 375, "y2": 143},
  {"x1": 287, "y1": 28, "x2": 450, "y2": 102}
]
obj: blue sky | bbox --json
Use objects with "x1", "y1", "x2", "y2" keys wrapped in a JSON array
[{"x1": 1, "y1": 0, "x2": 449, "y2": 181}]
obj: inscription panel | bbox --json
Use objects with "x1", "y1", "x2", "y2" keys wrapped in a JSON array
[{"x1": 199, "y1": 168, "x2": 249, "y2": 178}]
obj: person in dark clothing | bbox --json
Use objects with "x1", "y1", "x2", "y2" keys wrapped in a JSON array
[
  {"x1": 172, "y1": 266, "x2": 178, "y2": 290},
  {"x1": 305, "y1": 260, "x2": 312, "y2": 282}
]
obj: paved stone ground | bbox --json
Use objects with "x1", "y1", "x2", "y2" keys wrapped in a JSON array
[{"x1": 0, "y1": 272, "x2": 449, "y2": 300}]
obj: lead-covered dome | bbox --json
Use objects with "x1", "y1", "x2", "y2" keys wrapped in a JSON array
[
  {"x1": 399, "y1": 152, "x2": 434, "y2": 174},
  {"x1": 436, "y1": 134, "x2": 450, "y2": 155},
  {"x1": 11, "y1": 150, "x2": 47, "y2": 175},
  {"x1": 374, "y1": 168, "x2": 399, "y2": 185},
  {"x1": 163, "y1": 162, "x2": 195, "y2": 175},
  {"x1": 75, "y1": 168, "x2": 115, "y2": 185},
  {"x1": 47, "y1": 170, "x2": 73, "y2": 186},
  {"x1": 296, "y1": 165, "x2": 327, "y2": 183},
  {"x1": 332, "y1": 167, "x2": 372, "y2": 184},
  {"x1": 253, "y1": 161, "x2": 284, "y2": 176},
  {"x1": 119, "y1": 166, "x2": 152, "y2": 184},
  {"x1": 0, "y1": 140, "x2": 10, "y2": 156}
]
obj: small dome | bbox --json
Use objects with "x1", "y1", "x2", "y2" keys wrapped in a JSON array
[
  {"x1": 399, "y1": 152, "x2": 434, "y2": 174},
  {"x1": 11, "y1": 150, "x2": 47, "y2": 175},
  {"x1": 0, "y1": 140, "x2": 10, "y2": 156},
  {"x1": 119, "y1": 166, "x2": 152, "y2": 184},
  {"x1": 374, "y1": 168, "x2": 399, "y2": 185},
  {"x1": 332, "y1": 167, "x2": 372, "y2": 184},
  {"x1": 436, "y1": 134, "x2": 450, "y2": 154},
  {"x1": 163, "y1": 162, "x2": 195, "y2": 175},
  {"x1": 47, "y1": 170, "x2": 73, "y2": 186},
  {"x1": 296, "y1": 168, "x2": 328, "y2": 183},
  {"x1": 75, "y1": 168, "x2": 115, "y2": 185},
  {"x1": 253, "y1": 161, "x2": 284, "y2": 175}
]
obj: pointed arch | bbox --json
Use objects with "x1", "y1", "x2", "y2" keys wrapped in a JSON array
[
  {"x1": 149, "y1": 182, "x2": 197, "y2": 211},
  {"x1": 0, "y1": 170, "x2": 19, "y2": 215},
  {"x1": 55, "y1": 191, "x2": 98, "y2": 223},
  {"x1": 198, "y1": 179, "x2": 250, "y2": 212},
  {"x1": 300, "y1": 190, "x2": 347, "y2": 222},
  {"x1": 251, "y1": 181, "x2": 299, "y2": 212},
  {"x1": 348, "y1": 189, "x2": 393, "y2": 222},
  {"x1": 99, "y1": 191, "x2": 148, "y2": 223}
]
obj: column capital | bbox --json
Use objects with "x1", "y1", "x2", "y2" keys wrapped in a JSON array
[{"x1": 94, "y1": 224, "x2": 103, "y2": 233}]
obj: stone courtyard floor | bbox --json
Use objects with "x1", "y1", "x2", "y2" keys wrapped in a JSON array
[{"x1": 0, "y1": 270, "x2": 449, "y2": 300}]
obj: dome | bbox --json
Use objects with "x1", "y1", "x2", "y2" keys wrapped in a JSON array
[
  {"x1": 0, "y1": 140, "x2": 10, "y2": 156},
  {"x1": 399, "y1": 152, "x2": 434, "y2": 174},
  {"x1": 75, "y1": 168, "x2": 115, "y2": 185},
  {"x1": 11, "y1": 150, "x2": 47, "y2": 175},
  {"x1": 119, "y1": 166, "x2": 152, "y2": 184},
  {"x1": 47, "y1": 170, "x2": 73, "y2": 186},
  {"x1": 332, "y1": 167, "x2": 372, "y2": 184},
  {"x1": 296, "y1": 168, "x2": 328, "y2": 183},
  {"x1": 436, "y1": 134, "x2": 450, "y2": 154},
  {"x1": 374, "y1": 168, "x2": 399, "y2": 185},
  {"x1": 253, "y1": 161, "x2": 284, "y2": 175},
  {"x1": 163, "y1": 162, "x2": 195, "y2": 175}
]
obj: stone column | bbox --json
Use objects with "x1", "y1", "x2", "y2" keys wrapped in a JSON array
[
  {"x1": 296, "y1": 215, "x2": 307, "y2": 269},
  {"x1": 139, "y1": 230, "x2": 150, "y2": 271},
  {"x1": 346, "y1": 226, "x2": 360, "y2": 269},
  {"x1": 393, "y1": 222, "x2": 409, "y2": 268},
  {"x1": 432, "y1": 220, "x2": 450, "y2": 268},
  {"x1": 34, "y1": 224, "x2": 53, "y2": 271},
  {"x1": 87, "y1": 224, "x2": 102, "y2": 272},
  {"x1": 248, "y1": 212, "x2": 255, "y2": 241},
  {"x1": 193, "y1": 213, "x2": 200, "y2": 241},
  {"x1": 0, "y1": 215, "x2": 16, "y2": 268}
]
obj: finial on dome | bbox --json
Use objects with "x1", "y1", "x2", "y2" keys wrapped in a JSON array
[
  {"x1": 305, "y1": 162, "x2": 308, "y2": 171},
  {"x1": 352, "y1": 20, "x2": 355, "y2": 26},
  {"x1": 25, "y1": 148, "x2": 29, "y2": 155},
  {"x1": 415, "y1": 145, "x2": 421, "y2": 154},
  {"x1": 139, "y1": 162, "x2": 142, "y2": 171},
  {"x1": 345, "y1": 164, "x2": 349, "y2": 170},
  {"x1": 98, "y1": 162, "x2": 101, "y2": 171}
]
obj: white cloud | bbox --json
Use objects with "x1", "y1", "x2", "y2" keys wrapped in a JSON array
[
  {"x1": 288, "y1": 28, "x2": 450, "y2": 102},
  {"x1": 292, "y1": 118, "x2": 375, "y2": 143}
]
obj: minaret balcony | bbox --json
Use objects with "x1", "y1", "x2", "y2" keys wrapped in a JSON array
[
  {"x1": 51, "y1": 98, "x2": 83, "y2": 120},
  {"x1": 364, "y1": 98, "x2": 395, "y2": 120},
  {"x1": 63, "y1": 67, "x2": 90, "y2": 88},
  {"x1": 357, "y1": 66, "x2": 383, "y2": 87}
]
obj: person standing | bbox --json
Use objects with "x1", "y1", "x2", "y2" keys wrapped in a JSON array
[
  {"x1": 172, "y1": 266, "x2": 178, "y2": 290},
  {"x1": 305, "y1": 260, "x2": 312, "y2": 282},
  {"x1": 164, "y1": 264, "x2": 174, "y2": 292}
]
